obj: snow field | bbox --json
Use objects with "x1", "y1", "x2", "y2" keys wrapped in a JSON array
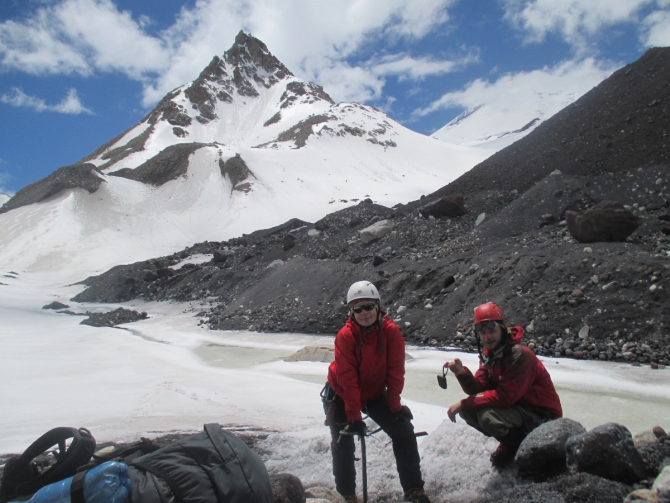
[{"x1": 2, "y1": 273, "x2": 670, "y2": 502}]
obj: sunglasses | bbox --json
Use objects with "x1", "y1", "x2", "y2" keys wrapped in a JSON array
[
  {"x1": 475, "y1": 320, "x2": 502, "y2": 332},
  {"x1": 352, "y1": 303, "x2": 377, "y2": 314}
]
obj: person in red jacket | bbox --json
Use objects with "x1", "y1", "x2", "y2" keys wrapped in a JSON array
[
  {"x1": 324, "y1": 280, "x2": 429, "y2": 503},
  {"x1": 444, "y1": 302, "x2": 562, "y2": 468}
]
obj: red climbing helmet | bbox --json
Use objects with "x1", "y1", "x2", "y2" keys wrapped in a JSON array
[{"x1": 473, "y1": 302, "x2": 504, "y2": 325}]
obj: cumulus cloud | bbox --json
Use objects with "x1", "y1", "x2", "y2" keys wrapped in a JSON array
[
  {"x1": 1, "y1": 88, "x2": 93, "y2": 114},
  {"x1": 501, "y1": 0, "x2": 667, "y2": 51},
  {"x1": 369, "y1": 50, "x2": 479, "y2": 82},
  {"x1": 0, "y1": 0, "x2": 458, "y2": 106},
  {"x1": 0, "y1": 0, "x2": 169, "y2": 78},
  {"x1": 414, "y1": 57, "x2": 618, "y2": 119},
  {"x1": 641, "y1": 1, "x2": 670, "y2": 47}
]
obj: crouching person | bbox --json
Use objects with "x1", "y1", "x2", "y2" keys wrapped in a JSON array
[
  {"x1": 324, "y1": 281, "x2": 429, "y2": 503},
  {"x1": 445, "y1": 302, "x2": 562, "y2": 468}
]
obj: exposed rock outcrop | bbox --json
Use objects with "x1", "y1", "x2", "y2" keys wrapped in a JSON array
[
  {"x1": 109, "y1": 143, "x2": 205, "y2": 186},
  {"x1": 0, "y1": 164, "x2": 104, "y2": 214}
]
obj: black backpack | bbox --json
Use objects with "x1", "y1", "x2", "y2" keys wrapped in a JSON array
[
  {"x1": 0, "y1": 427, "x2": 96, "y2": 502},
  {"x1": 1, "y1": 424, "x2": 272, "y2": 503}
]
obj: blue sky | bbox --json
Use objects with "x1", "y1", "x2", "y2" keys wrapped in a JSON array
[{"x1": 1, "y1": 0, "x2": 669, "y2": 195}]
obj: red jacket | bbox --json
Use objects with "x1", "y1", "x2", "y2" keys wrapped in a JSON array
[
  {"x1": 328, "y1": 315, "x2": 405, "y2": 422},
  {"x1": 456, "y1": 326, "x2": 562, "y2": 419}
]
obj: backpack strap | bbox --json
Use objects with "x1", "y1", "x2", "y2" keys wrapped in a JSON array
[
  {"x1": 69, "y1": 470, "x2": 87, "y2": 503},
  {"x1": 0, "y1": 427, "x2": 95, "y2": 502}
]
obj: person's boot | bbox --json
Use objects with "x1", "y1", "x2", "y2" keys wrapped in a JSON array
[
  {"x1": 343, "y1": 495, "x2": 359, "y2": 503},
  {"x1": 404, "y1": 487, "x2": 431, "y2": 502},
  {"x1": 490, "y1": 429, "x2": 526, "y2": 468}
]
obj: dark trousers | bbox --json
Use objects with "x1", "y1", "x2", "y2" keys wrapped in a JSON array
[
  {"x1": 326, "y1": 394, "x2": 424, "y2": 496},
  {"x1": 459, "y1": 406, "x2": 542, "y2": 443}
]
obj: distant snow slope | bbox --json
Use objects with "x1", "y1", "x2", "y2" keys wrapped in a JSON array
[
  {"x1": 0, "y1": 193, "x2": 8, "y2": 206},
  {"x1": 431, "y1": 62, "x2": 614, "y2": 153},
  {"x1": 0, "y1": 32, "x2": 489, "y2": 281}
]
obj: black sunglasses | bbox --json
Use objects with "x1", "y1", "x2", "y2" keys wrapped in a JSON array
[
  {"x1": 352, "y1": 303, "x2": 377, "y2": 314},
  {"x1": 475, "y1": 320, "x2": 501, "y2": 332}
]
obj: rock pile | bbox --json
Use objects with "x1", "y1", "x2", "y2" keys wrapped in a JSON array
[
  {"x1": 475, "y1": 420, "x2": 670, "y2": 503},
  {"x1": 79, "y1": 308, "x2": 148, "y2": 328}
]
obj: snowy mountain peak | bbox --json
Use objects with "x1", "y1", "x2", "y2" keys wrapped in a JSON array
[
  {"x1": 0, "y1": 32, "x2": 493, "y2": 276},
  {"x1": 224, "y1": 30, "x2": 293, "y2": 83}
]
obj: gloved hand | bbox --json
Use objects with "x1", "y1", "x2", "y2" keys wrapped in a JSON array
[
  {"x1": 396, "y1": 405, "x2": 413, "y2": 421},
  {"x1": 341, "y1": 420, "x2": 367, "y2": 436}
]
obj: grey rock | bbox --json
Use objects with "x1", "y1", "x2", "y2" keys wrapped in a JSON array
[
  {"x1": 42, "y1": 301, "x2": 70, "y2": 310},
  {"x1": 359, "y1": 220, "x2": 393, "y2": 244},
  {"x1": 516, "y1": 418, "x2": 587, "y2": 480},
  {"x1": 566, "y1": 201, "x2": 642, "y2": 242},
  {"x1": 419, "y1": 196, "x2": 467, "y2": 219},
  {"x1": 653, "y1": 465, "x2": 670, "y2": 502},
  {"x1": 143, "y1": 270, "x2": 159, "y2": 282},
  {"x1": 304, "y1": 487, "x2": 345, "y2": 503},
  {"x1": 372, "y1": 255, "x2": 385, "y2": 267},
  {"x1": 284, "y1": 234, "x2": 297, "y2": 250},
  {"x1": 213, "y1": 249, "x2": 232, "y2": 263},
  {"x1": 566, "y1": 422, "x2": 646, "y2": 484},
  {"x1": 269, "y1": 473, "x2": 305, "y2": 503}
]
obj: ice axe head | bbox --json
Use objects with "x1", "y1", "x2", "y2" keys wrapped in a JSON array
[{"x1": 437, "y1": 366, "x2": 448, "y2": 389}]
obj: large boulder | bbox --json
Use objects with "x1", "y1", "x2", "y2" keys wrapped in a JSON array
[
  {"x1": 565, "y1": 201, "x2": 641, "y2": 242},
  {"x1": 516, "y1": 418, "x2": 587, "y2": 480},
  {"x1": 268, "y1": 473, "x2": 305, "y2": 503},
  {"x1": 419, "y1": 196, "x2": 467, "y2": 219},
  {"x1": 635, "y1": 428, "x2": 670, "y2": 477},
  {"x1": 284, "y1": 345, "x2": 334, "y2": 363},
  {"x1": 359, "y1": 220, "x2": 393, "y2": 244},
  {"x1": 566, "y1": 422, "x2": 647, "y2": 484}
]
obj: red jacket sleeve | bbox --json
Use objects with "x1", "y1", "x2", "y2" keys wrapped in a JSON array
[
  {"x1": 456, "y1": 364, "x2": 491, "y2": 396},
  {"x1": 384, "y1": 322, "x2": 405, "y2": 413},
  {"x1": 461, "y1": 346, "x2": 536, "y2": 410},
  {"x1": 333, "y1": 328, "x2": 363, "y2": 421}
]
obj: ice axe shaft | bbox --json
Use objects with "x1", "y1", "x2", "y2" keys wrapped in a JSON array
[{"x1": 359, "y1": 433, "x2": 367, "y2": 503}]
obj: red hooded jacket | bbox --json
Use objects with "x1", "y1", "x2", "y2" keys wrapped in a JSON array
[
  {"x1": 328, "y1": 315, "x2": 405, "y2": 422},
  {"x1": 456, "y1": 326, "x2": 562, "y2": 419}
]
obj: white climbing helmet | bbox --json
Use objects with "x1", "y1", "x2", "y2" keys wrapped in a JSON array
[{"x1": 346, "y1": 280, "x2": 381, "y2": 305}]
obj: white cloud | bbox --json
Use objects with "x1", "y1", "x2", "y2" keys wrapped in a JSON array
[
  {"x1": 1, "y1": 88, "x2": 93, "y2": 114},
  {"x1": 414, "y1": 57, "x2": 618, "y2": 118},
  {"x1": 0, "y1": 0, "x2": 458, "y2": 106},
  {"x1": 501, "y1": 0, "x2": 666, "y2": 51},
  {"x1": 0, "y1": 0, "x2": 169, "y2": 78},
  {"x1": 641, "y1": 2, "x2": 670, "y2": 47},
  {"x1": 369, "y1": 51, "x2": 479, "y2": 81}
]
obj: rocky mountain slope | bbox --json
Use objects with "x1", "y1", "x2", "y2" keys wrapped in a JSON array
[
  {"x1": 70, "y1": 47, "x2": 670, "y2": 368},
  {"x1": 434, "y1": 47, "x2": 670, "y2": 198}
]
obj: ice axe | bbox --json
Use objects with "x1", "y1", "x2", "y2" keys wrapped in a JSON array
[{"x1": 338, "y1": 426, "x2": 369, "y2": 503}]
